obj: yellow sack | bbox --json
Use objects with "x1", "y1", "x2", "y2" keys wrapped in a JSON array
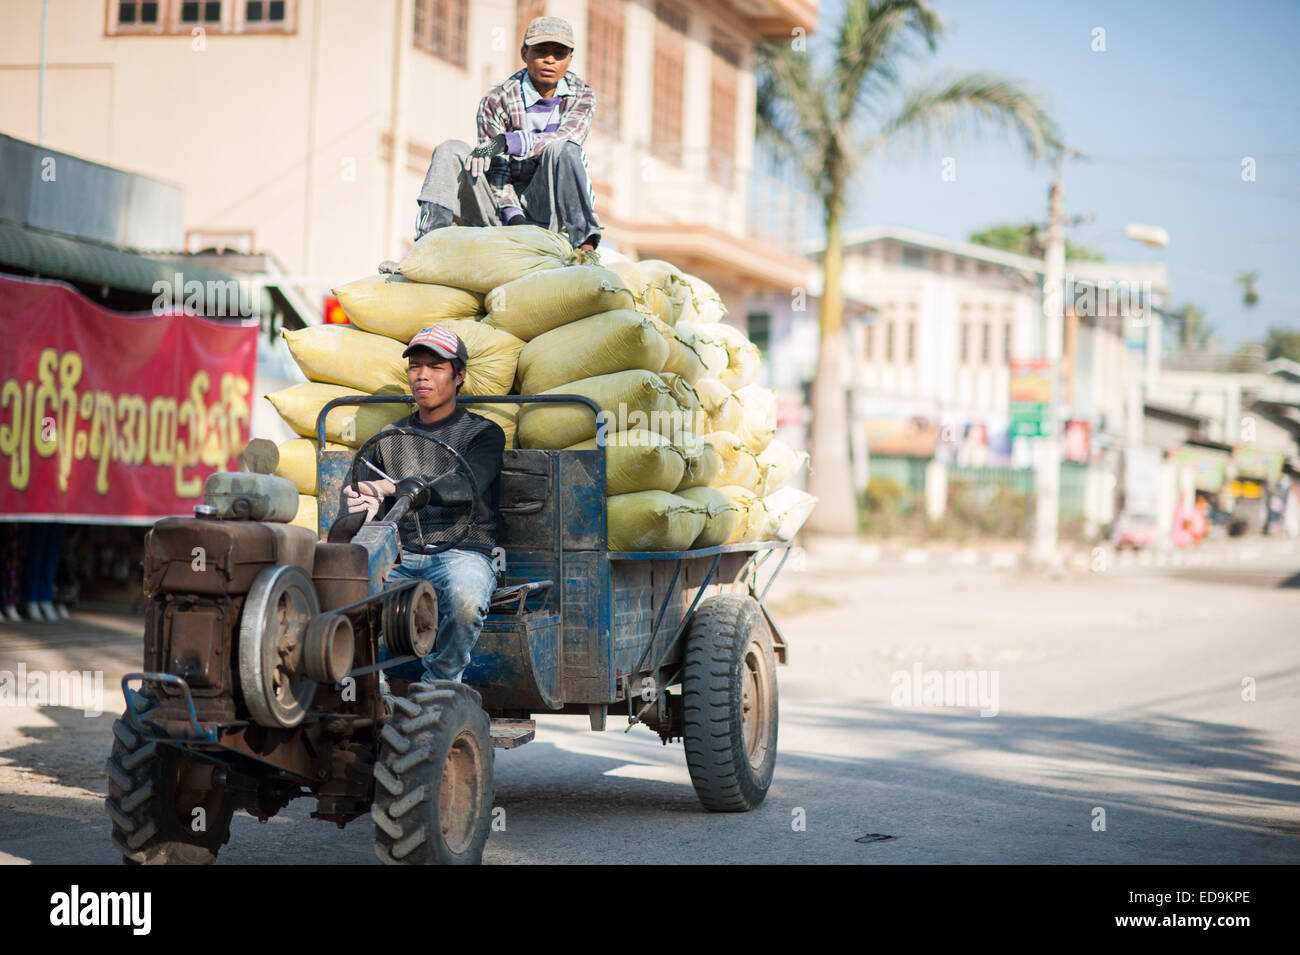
[
  {"x1": 675, "y1": 431, "x2": 723, "y2": 490},
  {"x1": 333, "y1": 274, "x2": 482, "y2": 341},
  {"x1": 716, "y1": 485, "x2": 768, "y2": 543},
  {"x1": 683, "y1": 273, "x2": 727, "y2": 323},
  {"x1": 393, "y1": 225, "x2": 584, "y2": 293},
  {"x1": 704, "y1": 431, "x2": 761, "y2": 490},
  {"x1": 659, "y1": 372, "x2": 707, "y2": 434},
  {"x1": 757, "y1": 438, "x2": 810, "y2": 495},
  {"x1": 691, "y1": 324, "x2": 731, "y2": 379},
  {"x1": 463, "y1": 400, "x2": 520, "y2": 449},
  {"x1": 516, "y1": 369, "x2": 680, "y2": 450},
  {"x1": 676, "y1": 485, "x2": 742, "y2": 547},
  {"x1": 606, "y1": 490, "x2": 707, "y2": 552},
  {"x1": 484, "y1": 266, "x2": 635, "y2": 340},
  {"x1": 699, "y1": 321, "x2": 761, "y2": 391},
  {"x1": 608, "y1": 260, "x2": 688, "y2": 326},
  {"x1": 759, "y1": 487, "x2": 818, "y2": 541},
  {"x1": 734, "y1": 384, "x2": 777, "y2": 453},
  {"x1": 291, "y1": 493, "x2": 318, "y2": 535},
  {"x1": 695, "y1": 377, "x2": 742, "y2": 433},
  {"x1": 283, "y1": 321, "x2": 522, "y2": 397},
  {"x1": 516, "y1": 310, "x2": 669, "y2": 394},
  {"x1": 266, "y1": 383, "x2": 408, "y2": 447},
  {"x1": 283, "y1": 325, "x2": 408, "y2": 393},
  {"x1": 565, "y1": 429, "x2": 686, "y2": 495},
  {"x1": 660, "y1": 322, "x2": 709, "y2": 385},
  {"x1": 636, "y1": 259, "x2": 693, "y2": 324},
  {"x1": 276, "y1": 438, "x2": 347, "y2": 495}
]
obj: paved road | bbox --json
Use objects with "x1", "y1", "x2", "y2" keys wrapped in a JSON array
[{"x1": 1, "y1": 543, "x2": 1297, "y2": 864}]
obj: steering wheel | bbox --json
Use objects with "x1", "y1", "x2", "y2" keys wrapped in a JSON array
[{"x1": 347, "y1": 426, "x2": 482, "y2": 555}]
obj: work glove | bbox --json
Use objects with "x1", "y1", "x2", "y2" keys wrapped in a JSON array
[
  {"x1": 344, "y1": 482, "x2": 383, "y2": 522},
  {"x1": 467, "y1": 134, "x2": 507, "y2": 178}
]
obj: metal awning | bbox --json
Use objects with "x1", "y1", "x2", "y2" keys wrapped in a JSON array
[{"x1": 0, "y1": 219, "x2": 246, "y2": 302}]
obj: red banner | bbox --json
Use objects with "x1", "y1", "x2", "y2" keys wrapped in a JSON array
[{"x1": 0, "y1": 275, "x2": 258, "y2": 522}]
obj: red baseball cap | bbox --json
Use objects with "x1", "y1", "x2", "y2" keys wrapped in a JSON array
[{"x1": 403, "y1": 325, "x2": 469, "y2": 364}]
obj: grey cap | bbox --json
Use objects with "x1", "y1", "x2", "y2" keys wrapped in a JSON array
[{"x1": 523, "y1": 16, "x2": 574, "y2": 49}]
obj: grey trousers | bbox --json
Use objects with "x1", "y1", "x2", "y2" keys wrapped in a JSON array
[{"x1": 415, "y1": 138, "x2": 602, "y2": 248}]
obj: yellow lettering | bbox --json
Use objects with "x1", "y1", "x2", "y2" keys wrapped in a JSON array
[
  {"x1": 55, "y1": 351, "x2": 83, "y2": 491},
  {"x1": 32, "y1": 349, "x2": 58, "y2": 457},
  {"x1": 148, "y1": 396, "x2": 176, "y2": 466},
  {"x1": 0, "y1": 378, "x2": 32, "y2": 491}
]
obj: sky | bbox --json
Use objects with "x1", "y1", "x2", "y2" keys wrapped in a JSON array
[{"x1": 792, "y1": 0, "x2": 1300, "y2": 347}]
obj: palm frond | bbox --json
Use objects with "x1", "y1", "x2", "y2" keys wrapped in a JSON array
[
  {"x1": 875, "y1": 71, "x2": 1065, "y2": 162},
  {"x1": 834, "y1": 0, "x2": 943, "y2": 124},
  {"x1": 756, "y1": 42, "x2": 839, "y2": 191}
]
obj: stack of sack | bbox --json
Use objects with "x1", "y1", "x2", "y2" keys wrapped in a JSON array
[{"x1": 264, "y1": 226, "x2": 816, "y2": 547}]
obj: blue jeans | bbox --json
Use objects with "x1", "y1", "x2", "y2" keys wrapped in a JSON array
[{"x1": 388, "y1": 549, "x2": 498, "y2": 683}]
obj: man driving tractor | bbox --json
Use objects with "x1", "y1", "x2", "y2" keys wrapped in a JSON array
[
  {"x1": 343, "y1": 326, "x2": 505, "y2": 683},
  {"x1": 414, "y1": 15, "x2": 601, "y2": 251}
]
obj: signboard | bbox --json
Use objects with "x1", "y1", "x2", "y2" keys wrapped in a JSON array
[
  {"x1": 1063, "y1": 419, "x2": 1091, "y2": 463},
  {"x1": 1169, "y1": 445, "x2": 1229, "y2": 492},
  {"x1": 0, "y1": 275, "x2": 258, "y2": 522},
  {"x1": 1124, "y1": 446, "x2": 1161, "y2": 518},
  {"x1": 1009, "y1": 359, "x2": 1052, "y2": 438},
  {"x1": 1232, "y1": 446, "x2": 1284, "y2": 483}
]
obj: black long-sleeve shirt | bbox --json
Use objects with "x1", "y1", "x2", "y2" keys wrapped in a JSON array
[{"x1": 367, "y1": 406, "x2": 505, "y2": 558}]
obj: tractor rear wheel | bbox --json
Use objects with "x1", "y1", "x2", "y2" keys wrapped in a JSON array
[
  {"x1": 681, "y1": 594, "x2": 779, "y2": 812},
  {"x1": 372, "y1": 681, "x2": 493, "y2": 865},
  {"x1": 105, "y1": 690, "x2": 236, "y2": 865}
]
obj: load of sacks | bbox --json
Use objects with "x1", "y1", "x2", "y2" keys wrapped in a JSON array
[{"x1": 264, "y1": 225, "x2": 817, "y2": 548}]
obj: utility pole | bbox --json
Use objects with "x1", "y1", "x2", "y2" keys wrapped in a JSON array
[{"x1": 1034, "y1": 159, "x2": 1065, "y2": 565}]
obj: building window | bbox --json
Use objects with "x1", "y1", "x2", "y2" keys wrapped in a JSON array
[
  {"x1": 108, "y1": 0, "x2": 294, "y2": 34},
  {"x1": 1003, "y1": 321, "x2": 1013, "y2": 363},
  {"x1": 746, "y1": 312, "x2": 771, "y2": 355},
  {"x1": 114, "y1": 1, "x2": 162, "y2": 29},
  {"x1": 906, "y1": 320, "x2": 916, "y2": 363},
  {"x1": 864, "y1": 324, "x2": 873, "y2": 361},
  {"x1": 587, "y1": 0, "x2": 623, "y2": 136},
  {"x1": 981, "y1": 322, "x2": 991, "y2": 364},
  {"x1": 709, "y1": 34, "x2": 741, "y2": 187},
  {"x1": 415, "y1": 0, "x2": 468, "y2": 66},
  {"x1": 901, "y1": 245, "x2": 925, "y2": 269},
  {"x1": 651, "y1": 1, "x2": 687, "y2": 165},
  {"x1": 885, "y1": 321, "x2": 895, "y2": 363},
  {"x1": 960, "y1": 322, "x2": 969, "y2": 364},
  {"x1": 178, "y1": 1, "x2": 222, "y2": 23},
  {"x1": 516, "y1": 0, "x2": 546, "y2": 47},
  {"x1": 244, "y1": 1, "x2": 288, "y2": 26}
]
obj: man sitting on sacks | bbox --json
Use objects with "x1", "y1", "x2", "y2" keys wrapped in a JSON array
[
  {"x1": 342, "y1": 326, "x2": 505, "y2": 684},
  {"x1": 414, "y1": 15, "x2": 601, "y2": 252}
]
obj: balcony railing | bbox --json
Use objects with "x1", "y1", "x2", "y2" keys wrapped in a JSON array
[{"x1": 588, "y1": 141, "x2": 816, "y2": 255}]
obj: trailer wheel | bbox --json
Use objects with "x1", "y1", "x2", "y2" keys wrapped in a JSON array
[
  {"x1": 372, "y1": 681, "x2": 493, "y2": 865},
  {"x1": 105, "y1": 690, "x2": 236, "y2": 865},
  {"x1": 681, "y1": 594, "x2": 778, "y2": 812}
]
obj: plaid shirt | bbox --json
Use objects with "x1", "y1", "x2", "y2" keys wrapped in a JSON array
[{"x1": 477, "y1": 69, "x2": 596, "y2": 218}]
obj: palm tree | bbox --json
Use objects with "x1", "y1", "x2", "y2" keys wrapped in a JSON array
[
  {"x1": 757, "y1": 0, "x2": 1062, "y2": 536},
  {"x1": 1235, "y1": 271, "x2": 1260, "y2": 308}
]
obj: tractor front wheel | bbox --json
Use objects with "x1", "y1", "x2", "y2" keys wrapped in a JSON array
[
  {"x1": 372, "y1": 681, "x2": 494, "y2": 865},
  {"x1": 105, "y1": 690, "x2": 237, "y2": 865}
]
